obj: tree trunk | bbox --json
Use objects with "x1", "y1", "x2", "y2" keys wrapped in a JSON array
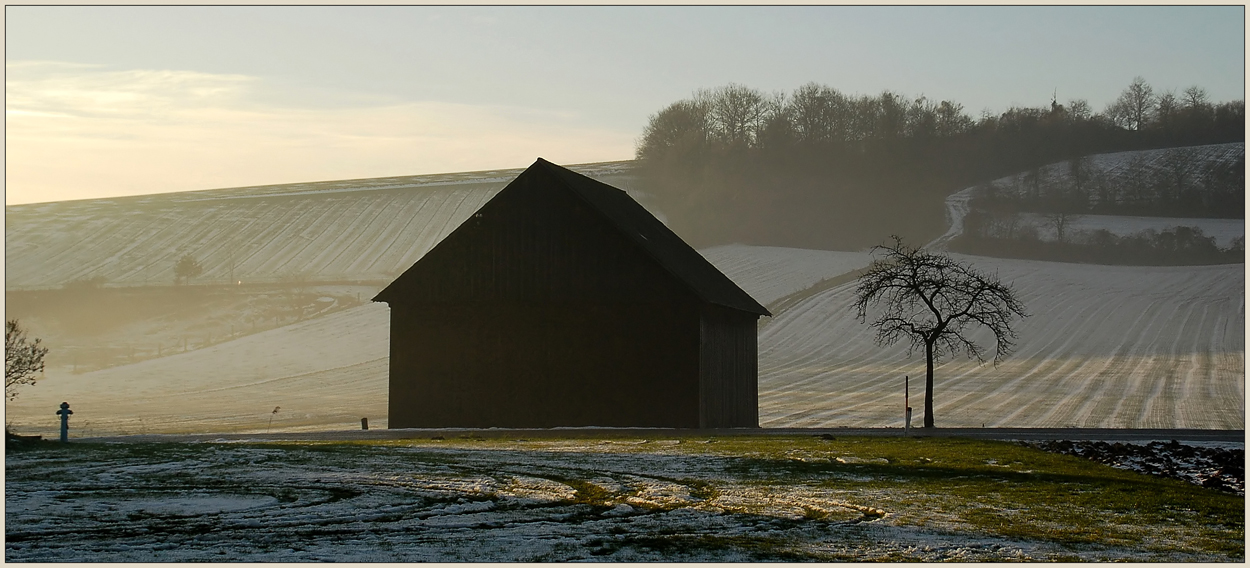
[{"x1": 924, "y1": 340, "x2": 935, "y2": 428}]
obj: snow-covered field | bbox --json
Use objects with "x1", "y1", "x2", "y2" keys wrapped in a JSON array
[
  {"x1": 4, "y1": 162, "x2": 638, "y2": 290},
  {"x1": 931, "y1": 142, "x2": 1245, "y2": 249},
  {"x1": 6, "y1": 244, "x2": 871, "y2": 437},
  {"x1": 6, "y1": 246, "x2": 1242, "y2": 436},
  {"x1": 5, "y1": 437, "x2": 1240, "y2": 562},
  {"x1": 4, "y1": 148, "x2": 1243, "y2": 437},
  {"x1": 758, "y1": 256, "x2": 1244, "y2": 429},
  {"x1": 698, "y1": 245, "x2": 872, "y2": 305},
  {"x1": 4, "y1": 304, "x2": 393, "y2": 436},
  {"x1": 1006, "y1": 143, "x2": 1244, "y2": 202}
]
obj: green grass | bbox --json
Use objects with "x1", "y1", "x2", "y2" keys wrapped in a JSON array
[
  {"x1": 8, "y1": 434, "x2": 1243, "y2": 559},
  {"x1": 355, "y1": 434, "x2": 1243, "y2": 554}
]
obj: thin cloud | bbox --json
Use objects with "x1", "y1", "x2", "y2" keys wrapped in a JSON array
[{"x1": 5, "y1": 62, "x2": 634, "y2": 204}]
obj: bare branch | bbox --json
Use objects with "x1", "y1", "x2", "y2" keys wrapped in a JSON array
[
  {"x1": 6, "y1": 320, "x2": 49, "y2": 401},
  {"x1": 853, "y1": 236, "x2": 1029, "y2": 425}
]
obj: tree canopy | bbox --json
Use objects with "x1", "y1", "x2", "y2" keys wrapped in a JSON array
[
  {"x1": 174, "y1": 254, "x2": 204, "y2": 286},
  {"x1": 633, "y1": 77, "x2": 1244, "y2": 250}
]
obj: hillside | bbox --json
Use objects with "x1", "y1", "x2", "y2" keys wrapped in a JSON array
[
  {"x1": 4, "y1": 152, "x2": 1243, "y2": 436},
  {"x1": 936, "y1": 143, "x2": 1244, "y2": 265},
  {"x1": 4, "y1": 160, "x2": 639, "y2": 373},
  {"x1": 5, "y1": 161, "x2": 638, "y2": 291},
  {"x1": 5, "y1": 245, "x2": 1243, "y2": 435},
  {"x1": 3, "y1": 244, "x2": 868, "y2": 435}
]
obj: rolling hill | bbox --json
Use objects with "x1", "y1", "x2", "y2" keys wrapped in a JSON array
[
  {"x1": 5, "y1": 161, "x2": 638, "y2": 290},
  {"x1": 4, "y1": 150, "x2": 1243, "y2": 436}
]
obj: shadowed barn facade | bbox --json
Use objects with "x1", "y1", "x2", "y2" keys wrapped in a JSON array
[{"x1": 374, "y1": 158, "x2": 769, "y2": 428}]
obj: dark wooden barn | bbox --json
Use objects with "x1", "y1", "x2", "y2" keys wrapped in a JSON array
[{"x1": 373, "y1": 158, "x2": 770, "y2": 429}]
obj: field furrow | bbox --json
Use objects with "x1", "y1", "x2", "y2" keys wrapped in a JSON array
[
  {"x1": 4, "y1": 167, "x2": 570, "y2": 289},
  {"x1": 757, "y1": 256, "x2": 1243, "y2": 429}
]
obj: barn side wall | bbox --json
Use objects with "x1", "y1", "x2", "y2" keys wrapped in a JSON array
[
  {"x1": 388, "y1": 301, "x2": 701, "y2": 428},
  {"x1": 697, "y1": 305, "x2": 760, "y2": 428}
]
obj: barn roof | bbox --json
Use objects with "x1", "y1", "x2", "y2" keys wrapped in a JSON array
[
  {"x1": 536, "y1": 158, "x2": 769, "y2": 316},
  {"x1": 375, "y1": 158, "x2": 769, "y2": 316}
]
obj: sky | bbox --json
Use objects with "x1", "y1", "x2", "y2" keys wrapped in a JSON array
[{"x1": 4, "y1": 5, "x2": 1245, "y2": 205}]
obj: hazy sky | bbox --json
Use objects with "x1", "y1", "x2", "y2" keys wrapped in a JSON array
[{"x1": 5, "y1": 5, "x2": 1245, "y2": 204}]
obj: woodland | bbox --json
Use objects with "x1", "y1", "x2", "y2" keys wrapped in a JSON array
[{"x1": 634, "y1": 78, "x2": 1244, "y2": 251}]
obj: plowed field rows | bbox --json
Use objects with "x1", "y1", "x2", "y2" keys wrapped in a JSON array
[
  {"x1": 758, "y1": 256, "x2": 1244, "y2": 429},
  {"x1": 7, "y1": 247, "x2": 1241, "y2": 435},
  {"x1": 4, "y1": 162, "x2": 635, "y2": 290},
  {"x1": 698, "y1": 245, "x2": 872, "y2": 305}
]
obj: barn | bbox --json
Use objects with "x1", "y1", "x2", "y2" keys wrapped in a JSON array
[{"x1": 373, "y1": 158, "x2": 770, "y2": 429}]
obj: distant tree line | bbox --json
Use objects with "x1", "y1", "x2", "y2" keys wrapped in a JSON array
[
  {"x1": 952, "y1": 223, "x2": 1244, "y2": 266},
  {"x1": 635, "y1": 78, "x2": 1244, "y2": 250}
]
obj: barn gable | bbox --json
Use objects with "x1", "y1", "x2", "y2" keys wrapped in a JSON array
[{"x1": 374, "y1": 158, "x2": 769, "y2": 316}]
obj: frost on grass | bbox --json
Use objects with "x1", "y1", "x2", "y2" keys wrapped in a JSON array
[{"x1": 6, "y1": 439, "x2": 1242, "y2": 562}]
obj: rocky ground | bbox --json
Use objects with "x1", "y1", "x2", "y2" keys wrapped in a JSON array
[{"x1": 1027, "y1": 440, "x2": 1245, "y2": 496}]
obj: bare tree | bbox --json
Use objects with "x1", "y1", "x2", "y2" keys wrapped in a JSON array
[
  {"x1": 1155, "y1": 90, "x2": 1179, "y2": 130},
  {"x1": 905, "y1": 96, "x2": 938, "y2": 138},
  {"x1": 1043, "y1": 211, "x2": 1076, "y2": 243},
  {"x1": 174, "y1": 254, "x2": 204, "y2": 286},
  {"x1": 6, "y1": 320, "x2": 48, "y2": 401},
  {"x1": 1067, "y1": 154, "x2": 1095, "y2": 206},
  {"x1": 699, "y1": 83, "x2": 768, "y2": 147},
  {"x1": 853, "y1": 237, "x2": 1028, "y2": 428},
  {"x1": 1105, "y1": 76, "x2": 1155, "y2": 131},
  {"x1": 789, "y1": 82, "x2": 849, "y2": 144},
  {"x1": 637, "y1": 99, "x2": 710, "y2": 162},
  {"x1": 1161, "y1": 147, "x2": 1200, "y2": 207},
  {"x1": 1182, "y1": 86, "x2": 1209, "y2": 111},
  {"x1": 1067, "y1": 99, "x2": 1092, "y2": 122},
  {"x1": 935, "y1": 100, "x2": 973, "y2": 137},
  {"x1": 875, "y1": 90, "x2": 910, "y2": 139},
  {"x1": 756, "y1": 90, "x2": 794, "y2": 148}
]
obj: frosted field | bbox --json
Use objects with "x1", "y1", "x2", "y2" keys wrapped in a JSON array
[
  {"x1": 698, "y1": 245, "x2": 872, "y2": 305},
  {"x1": 4, "y1": 150, "x2": 1243, "y2": 436},
  {"x1": 6, "y1": 245, "x2": 1242, "y2": 436},
  {"x1": 931, "y1": 142, "x2": 1245, "y2": 249},
  {"x1": 5, "y1": 304, "x2": 393, "y2": 436},
  {"x1": 4, "y1": 245, "x2": 864, "y2": 436},
  {"x1": 5, "y1": 437, "x2": 1242, "y2": 562},
  {"x1": 759, "y1": 256, "x2": 1244, "y2": 429},
  {"x1": 4, "y1": 161, "x2": 638, "y2": 290},
  {"x1": 1005, "y1": 142, "x2": 1244, "y2": 202}
]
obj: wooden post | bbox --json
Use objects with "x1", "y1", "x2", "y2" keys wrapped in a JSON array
[
  {"x1": 56, "y1": 402, "x2": 73, "y2": 443},
  {"x1": 904, "y1": 375, "x2": 912, "y2": 437},
  {"x1": 361, "y1": 417, "x2": 369, "y2": 430}
]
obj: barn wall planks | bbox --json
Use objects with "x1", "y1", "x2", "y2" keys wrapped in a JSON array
[
  {"x1": 698, "y1": 305, "x2": 760, "y2": 428},
  {"x1": 388, "y1": 302, "x2": 701, "y2": 428}
]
